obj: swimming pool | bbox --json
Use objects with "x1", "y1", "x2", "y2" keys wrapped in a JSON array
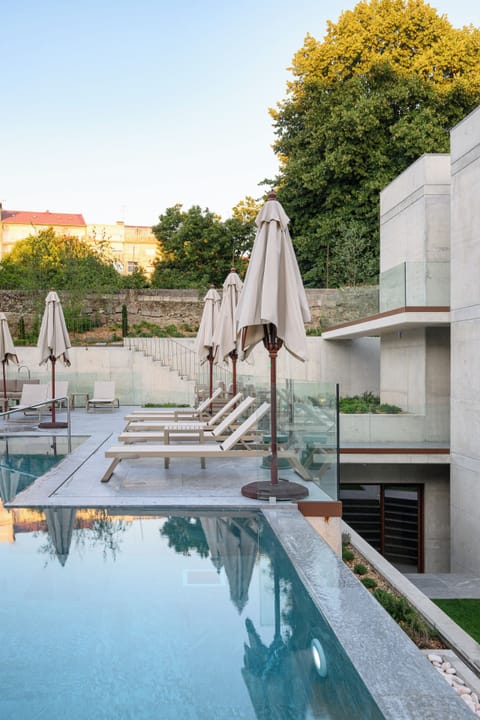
[
  {"x1": 0, "y1": 435, "x2": 86, "y2": 503},
  {"x1": 0, "y1": 507, "x2": 383, "y2": 719},
  {"x1": 0, "y1": 507, "x2": 473, "y2": 720}
]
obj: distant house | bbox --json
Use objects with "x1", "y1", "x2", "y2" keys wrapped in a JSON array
[{"x1": 0, "y1": 206, "x2": 159, "y2": 277}]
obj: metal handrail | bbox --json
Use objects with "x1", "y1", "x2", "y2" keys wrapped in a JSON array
[
  {"x1": 0, "y1": 396, "x2": 72, "y2": 453},
  {"x1": 124, "y1": 336, "x2": 234, "y2": 391}
]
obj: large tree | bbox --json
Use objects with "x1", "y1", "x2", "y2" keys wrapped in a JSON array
[
  {"x1": 271, "y1": 0, "x2": 480, "y2": 287},
  {"x1": 150, "y1": 204, "x2": 255, "y2": 288},
  {"x1": 0, "y1": 228, "x2": 121, "y2": 290}
]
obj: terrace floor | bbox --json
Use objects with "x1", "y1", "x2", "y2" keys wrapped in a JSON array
[{"x1": 4, "y1": 405, "x2": 334, "y2": 509}]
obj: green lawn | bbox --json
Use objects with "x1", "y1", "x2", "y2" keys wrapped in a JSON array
[{"x1": 433, "y1": 599, "x2": 480, "y2": 643}]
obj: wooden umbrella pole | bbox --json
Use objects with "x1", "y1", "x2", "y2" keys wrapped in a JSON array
[
  {"x1": 264, "y1": 324, "x2": 283, "y2": 486},
  {"x1": 2, "y1": 360, "x2": 6, "y2": 402},
  {"x1": 208, "y1": 350, "x2": 214, "y2": 398},
  {"x1": 50, "y1": 355, "x2": 56, "y2": 424},
  {"x1": 230, "y1": 350, "x2": 237, "y2": 397}
]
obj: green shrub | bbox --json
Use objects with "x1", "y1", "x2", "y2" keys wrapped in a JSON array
[
  {"x1": 361, "y1": 577, "x2": 378, "y2": 590},
  {"x1": 339, "y1": 391, "x2": 402, "y2": 414},
  {"x1": 342, "y1": 547, "x2": 355, "y2": 562},
  {"x1": 354, "y1": 563, "x2": 368, "y2": 575},
  {"x1": 143, "y1": 402, "x2": 189, "y2": 408}
]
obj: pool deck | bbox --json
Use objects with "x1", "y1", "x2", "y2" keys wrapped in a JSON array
[
  {"x1": 5, "y1": 405, "x2": 331, "y2": 509},
  {"x1": 3, "y1": 406, "x2": 478, "y2": 719}
]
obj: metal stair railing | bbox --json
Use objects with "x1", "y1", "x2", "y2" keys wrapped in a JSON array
[{"x1": 124, "y1": 337, "x2": 234, "y2": 390}]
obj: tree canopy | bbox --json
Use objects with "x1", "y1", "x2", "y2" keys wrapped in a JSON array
[
  {"x1": 271, "y1": 0, "x2": 480, "y2": 287},
  {"x1": 0, "y1": 228, "x2": 121, "y2": 290},
  {"x1": 150, "y1": 204, "x2": 255, "y2": 288}
]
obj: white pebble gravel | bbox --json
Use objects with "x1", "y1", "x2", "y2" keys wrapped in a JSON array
[{"x1": 427, "y1": 653, "x2": 480, "y2": 717}]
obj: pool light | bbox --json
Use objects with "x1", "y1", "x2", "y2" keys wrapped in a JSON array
[{"x1": 311, "y1": 638, "x2": 327, "y2": 677}]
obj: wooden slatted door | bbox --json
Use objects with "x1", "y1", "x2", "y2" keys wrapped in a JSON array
[{"x1": 341, "y1": 484, "x2": 423, "y2": 573}]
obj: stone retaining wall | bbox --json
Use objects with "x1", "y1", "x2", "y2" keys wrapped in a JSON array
[{"x1": 0, "y1": 285, "x2": 378, "y2": 334}]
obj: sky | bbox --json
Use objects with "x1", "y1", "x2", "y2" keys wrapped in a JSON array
[{"x1": 1, "y1": 0, "x2": 479, "y2": 227}]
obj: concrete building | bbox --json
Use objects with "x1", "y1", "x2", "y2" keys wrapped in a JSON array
[
  {"x1": 0, "y1": 205, "x2": 159, "y2": 277},
  {"x1": 321, "y1": 107, "x2": 480, "y2": 576}
]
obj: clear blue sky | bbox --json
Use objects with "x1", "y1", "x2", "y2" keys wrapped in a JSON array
[{"x1": 1, "y1": 0, "x2": 479, "y2": 226}]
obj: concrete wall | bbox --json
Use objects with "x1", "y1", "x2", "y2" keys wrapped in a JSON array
[
  {"x1": 380, "y1": 154, "x2": 451, "y2": 272},
  {"x1": 380, "y1": 329, "x2": 427, "y2": 411},
  {"x1": 450, "y1": 106, "x2": 480, "y2": 573},
  {"x1": 11, "y1": 335, "x2": 379, "y2": 406},
  {"x1": 235, "y1": 336, "x2": 380, "y2": 397}
]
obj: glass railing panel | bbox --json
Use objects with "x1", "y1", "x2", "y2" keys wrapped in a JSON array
[
  {"x1": 235, "y1": 374, "x2": 339, "y2": 501},
  {"x1": 379, "y1": 263, "x2": 406, "y2": 312},
  {"x1": 340, "y1": 401, "x2": 450, "y2": 446},
  {"x1": 380, "y1": 261, "x2": 450, "y2": 312}
]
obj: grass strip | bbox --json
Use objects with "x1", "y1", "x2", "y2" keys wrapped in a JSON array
[{"x1": 433, "y1": 599, "x2": 480, "y2": 643}]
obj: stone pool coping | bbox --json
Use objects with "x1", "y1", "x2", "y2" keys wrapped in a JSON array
[
  {"x1": 265, "y1": 507, "x2": 474, "y2": 720},
  {"x1": 343, "y1": 520, "x2": 480, "y2": 678}
]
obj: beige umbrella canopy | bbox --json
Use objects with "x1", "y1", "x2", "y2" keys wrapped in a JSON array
[
  {"x1": 44, "y1": 507, "x2": 77, "y2": 566},
  {"x1": 195, "y1": 285, "x2": 221, "y2": 399},
  {"x1": 0, "y1": 467, "x2": 20, "y2": 505},
  {"x1": 37, "y1": 290, "x2": 71, "y2": 428},
  {"x1": 200, "y1": 516, "x2": 224, "y2": 573},
  {"x1": 214, "y1": 269, "x2": 243, "y2": 396},
  {"x1": 236, "y1": 193, "x2": 311, "y2": 501},
  {"x1": 0, "y1": 312, "x2": 18, "y2": 407},
  {"x1": 221, "y1": 518, "x2": 258, "y2": 613}
]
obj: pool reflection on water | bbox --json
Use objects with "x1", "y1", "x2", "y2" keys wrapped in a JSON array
[{"x1": 0, "y1": 509, "x2": 383, "y2": 720}]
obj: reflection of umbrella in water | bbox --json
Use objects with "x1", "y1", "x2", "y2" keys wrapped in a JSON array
[
  {"x1": 222, "y1": 518, "x2": 258, "y2": 613},
  {"x1": 37, "y1": 289, "x2": 71, "y2": 429},
  {"x1": 44, "y1": 507, "x2": 76, "y2": 566},
  {"x1": 0, "y1": 312, "x2": 18, "y2": 409},
  {"x1": 242, "y1": 562, "x2": 310, "y2": 719},
  {"x1": 195, "y1": 285, "x2": 221, "y2": 402},
  {"x1": 236, "y1": 193, "x2": 311, "y2": 501},
  {"x1": 214, "y1": 269, "x2": 243, "y2": 397},
  {"x1": 0, "y1": 467, "x2": 20, "y2": 505},
  {"x1": 200, "y1": 516, "x2": 224, "y2": 572}
]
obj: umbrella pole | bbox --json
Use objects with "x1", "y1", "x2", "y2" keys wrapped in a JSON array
[
  {"x1": 2, "y1": 359, "x2": 6, "y2": 403},
  {"x1": 208, "y1": 351, "x2": 213, "y2": 399},
  {"x1": 39, "y1": 355, "x2": 68, "y2": 429},
  {"x1": 51, "y1": 356, "x2": 56, "y2": 425},
  {"x1": 269, "y1": 342, "x2": 279, "y2": 486},
  {"x1": 241, "y1": 324, "x2": 308, "y2": 501},
  {"x1": 231, "y1": 350, "x2": 237, "y2": 398}
]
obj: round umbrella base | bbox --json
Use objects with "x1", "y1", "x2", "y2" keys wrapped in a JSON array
[
  {"x1": 38, "y1": 421, "x2": 69, "y2": 429},
  {"x1": 241, "y1": 479, "x2": 309, "y2": 501}
]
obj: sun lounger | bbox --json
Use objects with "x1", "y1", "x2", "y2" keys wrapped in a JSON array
[
  {"x1": 123, "y1": 391, "x2": 243, "y2": 431},
  {"x1": 87, "y1": 382, "x2": 120, "y2": 412},
  {"x1": 118, "y1": 396, "x2": 256, "y2": 444},
  {"x1": 126, "y1": 386, "x2": 223, "y2": 422},
  {"x1": 102, "y1": 402, "x2": 310, "y2": 482},
  {"x1": 8, "y1": 384, "x2": 49, "y2": 421}
]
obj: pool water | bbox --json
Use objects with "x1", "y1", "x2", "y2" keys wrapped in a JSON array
[
  {"x1": 0, "y1": 509, "x2": 383, "y2": 720},
  {"x1": 0, "y1": 435, "x2": 86, "y2": 503}
]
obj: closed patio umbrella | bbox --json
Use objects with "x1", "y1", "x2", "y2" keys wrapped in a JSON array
[
  {"x1": 200, "y1": 516, "x2": 225, "y2": 572},
  {"x1": 0, "y1": 467, "x2": 20, "y2": 505},
  {"x1": 44, "y1": 507, "x2": 76, "y2": 566},
  {"x1": 195, "y1": 285, "x2": 221, "y2": 401},
  {"x1": 0, "y1": 312, "x2": 18, "y2": 410},
  {"x1": 221, "y1": 518, "x2": 258, "y2": 613},
  {"x1": 214, "y1": 268, "x2": 243, "y2": 397},
  {"x1": 37, "y1": 289, "x2": 71, "y2": 429},
  {"x1": 236, "y1": 192, "x2": 311, "y2": 500}
]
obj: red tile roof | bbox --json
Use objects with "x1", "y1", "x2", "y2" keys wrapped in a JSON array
[{"x1": 1, "y1": 210, "x2": 86, "y2": 226}]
